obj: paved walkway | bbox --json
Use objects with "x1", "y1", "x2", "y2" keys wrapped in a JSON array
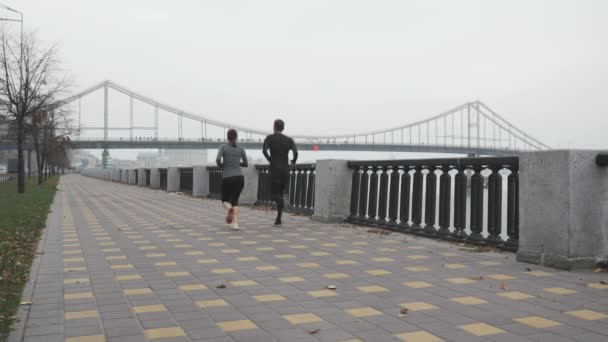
[{"x1": 13, "y1": 175, "x2": 608, "y2": 342}]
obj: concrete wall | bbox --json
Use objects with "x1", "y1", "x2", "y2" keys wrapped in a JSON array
[
  {"x1": 120, "y1": 169, "x2": 128, "y2": 183},
  {"x1": 167, "y1": 167, "x2": 179, "y2": 192},
  {"x1": 517, "y1": 150, "x2": 608, "y2": 270},
  {"x1": 150, "y1": 168, "x2": 160, "y2": 189},
  {"x1": 193, "y1": 166, "x2": 210, "y2": 198},
  {"x1": 312, "y1": 160, "x2": 353, "y2": 223},
  {"x1": 137, "y1": 169, "x2": 146, "y2": 186},
  {"x1": 128, "y1": 169, "x2": 137, "y2": 185}
]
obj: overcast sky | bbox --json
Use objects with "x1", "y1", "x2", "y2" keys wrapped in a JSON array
[{"x1": 8, "y1": 0, "x2": 608, "y2": 159}]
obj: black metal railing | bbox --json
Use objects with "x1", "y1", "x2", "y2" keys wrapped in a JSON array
[
  {"x1": 255, "y1": 164, "x2": 316, "y2": 214},
  {"x1": 206, "y1": 166, "x2": 223, "y2": 199},
  {"x1": 597, "y1": 152, "x2": 608, "y2": 166},
  {"x1": 159, "y1": 168, "x2": 168, "y2": 190},
  {"x1": 145, "y1": 169, "x2": 151, "y2": 186},
  {"x1": 347, "y1": 157, "x2": 519, "y2": 251},
  {"x1": 134, "y1": 170, "x2": 138, "y2": 185},
  {"x1": 179, "y1": 167, "x2": 193, "y2": 192}
]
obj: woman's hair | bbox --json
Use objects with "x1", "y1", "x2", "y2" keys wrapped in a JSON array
[{"x1": 227, "y1": 129, "x2": 238, "y2": 146}]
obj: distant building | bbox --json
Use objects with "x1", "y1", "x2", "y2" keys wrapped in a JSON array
[{"x1": 137, "y1": 149, "x2": 208, "y2": 168}]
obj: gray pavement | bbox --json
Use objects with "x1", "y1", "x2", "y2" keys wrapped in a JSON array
[{"x1": 12, "y1": 175, "x2": 608, "y2": 342}]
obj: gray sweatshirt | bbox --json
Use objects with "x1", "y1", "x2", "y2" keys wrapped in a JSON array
[{"x1": 216, "y1": 144, "x2": 248, "y2": 178}]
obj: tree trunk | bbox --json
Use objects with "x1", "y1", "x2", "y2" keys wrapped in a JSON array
[{"x1": 17, "y1": 120, "x2": 25, "y2": 193}]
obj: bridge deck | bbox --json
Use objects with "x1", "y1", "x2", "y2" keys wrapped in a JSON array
[{"x1": 13, "y1": 175, "x2": 608, "y2": 342}]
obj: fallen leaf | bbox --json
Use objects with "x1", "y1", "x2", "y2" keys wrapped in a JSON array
[
  {"x1": 400, "y1": 308, "x2": 409, "y2": 315},
  {"x1": 525, "y1": 268, "x2": 532, "y2": 272},
  {"x1": 600, "y1": 281, "x2": 607, "y2": 285},
  {"x1": 327, "y1": 285, "x2": 337, "y2": 290},
  {"x1": 500, "y1": 282, "x2": 509, "y2": 290},
  {"x1": 469, "y1": 276, "x2": 483, "y2": 281},
  {"x1": 216, "y1": 284, "x2": 226, "y2": 289},
  {"x1": 20, "y1": 301, "x2": 32, "y2": 305},
  {"x1": 309, "y1": 329, "x2": 320, "y2": 334}
]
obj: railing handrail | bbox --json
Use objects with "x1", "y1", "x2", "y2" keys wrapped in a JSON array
[
  {"x1": 347, "y1": 156, "x2": 518, "y2": 169},
  {"x1": 255, "y1": 163, "x2": 316, "y2": 170},
  {"x1": 206, "y1": 166, "x2": 222, "y2": 171}
]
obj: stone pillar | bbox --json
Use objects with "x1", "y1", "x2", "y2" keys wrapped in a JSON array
[
  {"x1": 150, "y1": 168, "x2": 160, "y2": 189},
  {"x1": 311, "y1": 160, "x2": 353, "y2": 223},
  {"x1": 128, "y1": 169, "x2": 137, "y2": 185},
  {"x1": 193, "y1": 165, "x2": 210, "y2": 198},
  {"x1": 517, "y1": 150, "x2": 608, "y2": 270},
  {"x1": 240, "y1": 165, "x2": 259, "y2": 205},
  {"x1": 167, "y1": 167, "x2": 180, "y2": 192},
  {"x1": 137, "y1": 169, "x2": 146, "y2": 186},
  {"x1": 121, "y1": 169, "x2": 128, "y2": 183}
]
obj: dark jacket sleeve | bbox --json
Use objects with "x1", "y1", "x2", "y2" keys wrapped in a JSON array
[
  {"x1": 290, "y1": 138, "x2": 298, "y2": 165},
  {"x1": 262, "y1": 136, "x2": 271, "y2": 162}
]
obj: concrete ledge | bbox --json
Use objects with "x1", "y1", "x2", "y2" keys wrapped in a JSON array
[
  {"x1": 517, "y1": 250, "x2": 599, "y2": 271},
  {"x1": 311, "y1": 215, "x2": 347, "y2": 224}
]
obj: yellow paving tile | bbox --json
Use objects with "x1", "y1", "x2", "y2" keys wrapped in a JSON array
[
  {"x1": 185, "y1": 251, "x2": 205, "y2": 256},
  {"x1": 164, "y1": 271, "x2": 190, "y2": 277},
  {"x1": 336, "y1": 260, "x2": 358, "y2": 265},
  {"x1": 196, "y1": 299, "x2": 228, "y2": 308},
  {"x1": 565, "y1": 310, "x2": 608, "y2": 320},
  {"x1": 256, "y1": 247, "x2": 275, "y2": 251},
  {"x1": 231, "y1": 280, "x2": 258, "y2": 287},
  {"x1": 479, "y1": 261, "x2": 501, "y2": 266},
  {"x1": 139, "y1": 246, "x2": 158, "y2": 250},
  {"x1": 237, "y1": 256, "x2": 259, "y2": 262},
  {"x1": 254, "y1": 294, "x2": 286, "y2": 302},
  {"x1": 514, "y1": 316, "x2": 561, "y2": 328},
  {"x1": 290, "y1": 245, "x2": 307, "y2": 249},
  {"x1": 212, "y1": 268, "x2": 236, "y2": 274},
  {"x1": 133, "y1": 304, "x2": 167, "y2": 314},
  {"x1": 365, "y1": 269, "x2": 392, "y2": 276},
  {"x1": 283, "y1": 313, "x2": 322, "y2": 324},
  {"x1": 451, "y1": 296, "x2": 488, "y2": 305},
  {"x1": 105, "y1": 256, "x2": 126, "y2": 261},
  {"x1": 65, "y1": 310, "x2": 98, "y2": 320},
  {"x1": 403, "y1": 281, "x2": 433, "y2": 289},
  {"x1": 279, "y1": 276, "x2": 305, "y2": 283},
  {"x1": 358, "y1": 285, "x2": 389, "y2": 293},
  {"x1": 111, "y1": 264, "x2": 133, "y2": 270},
  {"x1": 311, "y1": 252, "x2": 331, "y2": 256},
  {"x1": 458, "y1": 323, "x2": 505, "y2": 336},
  {"x1": 486, "y1": 274, "x2": 516, "y2": 280},
  {"x1": 526, "y1": 271, "x2": 552, "y2": 277},
  {"x1": 407, "y1": 255, "x2": 429, "y2": 260},
  {"x1": 405, "y1": 266, "x2": 430, "y2": 272},
  {"x1": 197, "y1": 258, "x2": 219, "y2": 264},
  {"x1": 64, "y1": 257, "x2": 85, "y2": 263},
  {"x1": 439, "y1": 252, "x2": 460, "y2": 257},
  {"x1": 64, "y1": 278, "x2": 89, "y2": 285},
  {"x1": 115, "y1": 274, "x2": 142, "y2": 281},
  {"x1": 444, "y1": 263, "x2": 466, "y2": 269},
  {"x1": 498, "y1": 292, "x2": 534, "y2": 300},
  {"x1": 145, "y1": 253, "x2": 166, "y2": 258},
  {"x1": 395, "y1": 331, "x2": 443, "y2": 342},
  {"x1": 64, "y1": 267, "x2": 87, "y2": 272},
  {"x1": 155, "y1": 262, "x2": 177, "y2": 267},
  {"x1": 256, "y1": 265, "x2": 279, "y2": 271},
  {"x1": 297, "y1": 263, "x2": 320, "y2": 268},
  {"x1": 308, "y1": 290, "x2": 338, "y2": 298},
  {"x1": 275, "y1": 254, "x2": 296, "y2": 259},
  {"x1": 588, "y1": 283, "x2": 608, "y2": 289},
  {"x1": 143, "y1": 327, "x2": 186, "y2": 340},
  {"x1": 544, "y1": 287, "x2": 577, "y2": 295},
  {"x1": 65, "y1": 334, "x2": 105, "y2": 342},
  {"x1": 324, "y1": 273, "x2": 351, "y2": 279},
  {"x1": 446, "y1": 277, "x2": 477, "y2": 284},
  {"x1": 63, "y1": 250, "x2": 82, "y2": 255},
  {"x1": 373, "y1": 257, "x2": 394, "y2": 263},
  {"x1": 346, "y1": 250, "x2": 365, "y2": 254},
  {"x1": 399, "y1": 302, "x2": 438, "y2": 311},
  {"x1": 222, "y1": 249, "x2": 240, "y2": 253},
  {"x1": 124, "y1": 288, "x2": 153, "y2": 296},
  {"x1": 344, "y1": 307, "x2": 383, "y2": 317},
  {"x1": 64, "y1": 292, "x2": 93, "y2": 300},
  {"x1": 178, "y1": 284, "x2": 207, "y2": 291},
  {"x1": 217, "y1": 320, "x2": 258, "y2": 332}
]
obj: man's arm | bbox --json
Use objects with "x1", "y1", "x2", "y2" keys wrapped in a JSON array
[
  {"x1": 290, "y1": 138, "x2": 298, "y2": 165},
  {"x1": 215, "y1": 146, "x2": 223, "y2": 167},
  {"x1": 262, "y1": 136, "x2": 271, "y2": 162}
]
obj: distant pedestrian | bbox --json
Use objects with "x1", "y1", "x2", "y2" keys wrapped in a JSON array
[
  {"x1": 216, "y1": 129, "x2": 248, "y2": 230},
  {"x1": 263, "y1": 119, "x2": 298, "y2": 226}
]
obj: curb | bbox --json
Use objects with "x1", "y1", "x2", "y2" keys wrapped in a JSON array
[{"x1": 6, "y1": 188, "x2": 62, "y2": 342}]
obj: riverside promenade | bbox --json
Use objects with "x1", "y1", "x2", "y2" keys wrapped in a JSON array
[{"x1": 12, "y1": 175, "x2": 608, "y2": 342}]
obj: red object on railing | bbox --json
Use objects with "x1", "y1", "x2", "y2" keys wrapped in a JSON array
[{"x1": 313, "y1": 145, "x2": 319, "y2": 151}]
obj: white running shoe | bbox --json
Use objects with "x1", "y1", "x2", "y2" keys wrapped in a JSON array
[{"x1": 231, "y1": 222, "x2": 240, "y2": 230}]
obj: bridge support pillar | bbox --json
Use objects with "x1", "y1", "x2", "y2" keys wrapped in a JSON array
[
  {"x1": 167, "y1": 167, "x2": 180, "y2": 192},
  {"x1": 193, "y1": 166, "x2": 210, "y2": 198},
  {"x1": 150, "y1": 168, "x2": 160, "y2": 189},
  {"x1": 311, "y1": 160, "x2": 353, "y2": 223},
  {"x1": 128, "y1": 169, "x2": 137, "y2": 185},
  {"x1": 517, "y1": 150, "x2": 608, "y2": 270}
]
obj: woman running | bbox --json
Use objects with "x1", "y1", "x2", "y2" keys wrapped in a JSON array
[{"x1": 216, "y1": 129, "x2": 248, "y2": 230}]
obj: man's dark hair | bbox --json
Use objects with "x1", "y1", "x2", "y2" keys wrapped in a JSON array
[
  {"x1": 227, "y1": 129, "x2": 238, "y2": 145},
  {"x1": 274, "y1": 119, "x2": 285, "y2": 132}
]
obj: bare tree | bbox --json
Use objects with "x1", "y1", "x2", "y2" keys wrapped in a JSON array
[{"x1": 0, "y1": 29, "x2": 69, "y2": 193}]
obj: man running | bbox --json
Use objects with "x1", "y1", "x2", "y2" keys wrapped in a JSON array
[{"x1": 263, "y1": 119, "x2": 298, "y2": 226}]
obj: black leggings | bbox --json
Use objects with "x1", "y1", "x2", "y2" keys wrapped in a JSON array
[
  {"x1": 271, "y1": 170, "x2": 290, "y2": 211},
  {"x1": 221, "y1": 176, "x2": 244, "y2": 206}
]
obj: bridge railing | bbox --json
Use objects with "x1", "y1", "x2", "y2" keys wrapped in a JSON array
[
  {"x1": 347, "y1": 157, "x2": 519, "y2": 251},
  {"x1": 255, "y1": 164, "x2": 316, "y2": 214},
  {"x1": 206, "y1": 166, "x2": 223, "y2": 199}
]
